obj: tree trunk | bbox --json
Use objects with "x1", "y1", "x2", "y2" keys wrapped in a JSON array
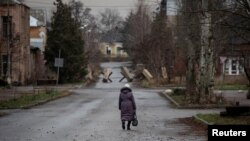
[
  {"x1": 198, "y1": 0, "x2": 215, "y2": 104},
  {"x1": 185, "y1": 39, "x2": 198, "y2": 104}
]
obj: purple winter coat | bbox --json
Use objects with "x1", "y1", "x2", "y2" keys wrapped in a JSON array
[{"x1": 119, "y1": 87, "x2": 136, "y2": 121}]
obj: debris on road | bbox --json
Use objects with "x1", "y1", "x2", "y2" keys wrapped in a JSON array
[
  {"x1": 119, "y1": 67, "x2": 133, "y2": 82},
  {"x1": 102, "y1": 68, "x2": 112, "y2": 83}
]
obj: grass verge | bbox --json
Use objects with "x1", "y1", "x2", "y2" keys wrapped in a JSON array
[
  {"x1": 196, "y1": 113, "x2": 250, "y2": 125},
  {"x1": 0, "y1": 90, "x2": 69, "y2": 109},
  {"x1": 171, "y1": 95, "x2": 185, "y2": 106},
  {"x1": 214, "y1": 84, "x2": 247, "y2": 90},
  {"x1": 166, "y1": 88, "x2": 231, "y2": 108}
]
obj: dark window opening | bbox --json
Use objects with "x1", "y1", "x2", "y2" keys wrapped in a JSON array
[
  {"x1": 231, "y1": 60, "x2": 237, "y2": 74},
  {"x1": 106, "y1": 47, "x2": 111, "y2": 55},
  {"x1": 2, "y1": 16, "x2": 12, "y2": 38},
  {"x1": 1, "y1": 55, "x2": 8, "y2": 76}
]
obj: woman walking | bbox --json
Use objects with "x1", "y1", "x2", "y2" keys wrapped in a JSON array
[{"x1": 119, "y1": 84, "x2": 136, "y2": 130}]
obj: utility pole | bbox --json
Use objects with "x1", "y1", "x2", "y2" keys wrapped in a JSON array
[{"x1": 6, "y1": 0, "x2": 12, "y2": 85}]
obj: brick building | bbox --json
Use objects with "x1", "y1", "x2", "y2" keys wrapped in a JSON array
[
  {"x1": 30, "y1": 16, "x2": 48, "y2": 84},
  {"x1": 216, "y1": 43, "x2": 250, "y2": 85},
  {"x1": 0, "y1": 0, "x2": 31, "y2": 85}
]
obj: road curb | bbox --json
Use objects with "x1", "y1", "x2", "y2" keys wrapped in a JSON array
[
  {"x1": 160, "y1": 92, "x2": 180, "y2": 108},
  {"x1": 160, "y1": 91, "x2": 226, "y2": 109},
  {"x1": 193, "y1": 115, "x2": 214, "y2": 125},
  {"x1": 0, "y1": 91, "x2": 73, "y2": 110},
  {"x1": 21, "y1": 91, "x2": 72, "y2": 109}
]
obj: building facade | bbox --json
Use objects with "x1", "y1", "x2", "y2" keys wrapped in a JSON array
[
  {"x1": 99, "y1": 42, "x2": 128, "y2": 58},
  {"x1": 216, "y1": 44, "x2": 250, "y2": 85},
  {"x1": 0, "y1": 1, "x2": 31, "y2": 85},
  {"x1": 29, "y1": 16, "x2": 48, "y2": 84}
]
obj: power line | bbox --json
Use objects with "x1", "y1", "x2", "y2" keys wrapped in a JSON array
[{"x1": 24, "y1": 1, "x2": 158, "y2": 7}]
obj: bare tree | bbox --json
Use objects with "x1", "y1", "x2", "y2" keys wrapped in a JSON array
[
  {"x1": 100, "y1": 8, "x2": 123, "y2": 31},
  {"x1": 176, "y1": 0, "x2": 201, "y2": 103},
  {"x1": 175, "y1": 0, "x2": 250, "y2": 103},
  {"x1": 123, "y1": 0, "x2": 152, "y2": 61},
  {"x1": 122, "y1": 0, "x2": 176, "y2": 83},
  {"x1": 145, "y1": 3, "x2": 174, "y2": 82},
  {"x1": 197, "y1": 0, "x2": 216, "y2": 103},
  {"x1": 221, "y1": 0, "x2": 250, "y2": 98},
  {"x1": 99, "y1": 8, "x2": 123, "y2": 44}
]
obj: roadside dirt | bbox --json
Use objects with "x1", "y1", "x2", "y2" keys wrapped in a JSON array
[{"x1": 178, "y1": 117, "x2": 207, "y2": 136}]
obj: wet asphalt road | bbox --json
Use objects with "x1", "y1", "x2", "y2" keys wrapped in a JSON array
[{"x1": 0, "y1": 62, "x2": 221, "y2": 141}]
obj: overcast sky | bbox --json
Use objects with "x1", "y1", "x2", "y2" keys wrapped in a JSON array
[
  {"x1": 24, "y1": 0, "x2": 156, "y2": 18},
  {"x1": 24, "y1": 0, "x2": 176, "y2": 20}
]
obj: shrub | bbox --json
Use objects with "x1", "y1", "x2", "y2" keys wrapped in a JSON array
[{"x1": 173, "y1": 88, "x2": 186, "y2": 96}]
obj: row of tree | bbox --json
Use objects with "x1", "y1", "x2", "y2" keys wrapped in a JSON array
[
  {"x1": 44, "y1": 0, "x2": 250, "y2": 102},
  {"x1": 44, "y1": 0, "x2": 124, "y2": 83},
  {"x1": 123, "y1": 0, "x2": 250, "y2": 103},
  {"x1": 176, "y1": 0, "x2": 250, "y2": 103},
  {"x1": 123, "y1": 0, "x2": 174, "y2": 83},
  {"x1": 45, "y1": 0, "x2": 87, "y2": 83}
]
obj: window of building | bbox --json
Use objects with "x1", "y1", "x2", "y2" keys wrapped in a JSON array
[
  {"x1": 231, "y1": 59, "x2": 237, "y2": 74},
  {"x1": 224, "y1": 60, "x2": 229, "y2": 74},
  {"x1": 224, "y1": 58, "x2": 244, "y2": 75},
  {"x1": 1, "y1": 55, "x2": 8, "y2": 77},
  {"x1": 2, "y1": 16, "x2": 12, "y2": 38},
  {"x1": 106, "y1": 46, "x2": 111, "y2": 55}
]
